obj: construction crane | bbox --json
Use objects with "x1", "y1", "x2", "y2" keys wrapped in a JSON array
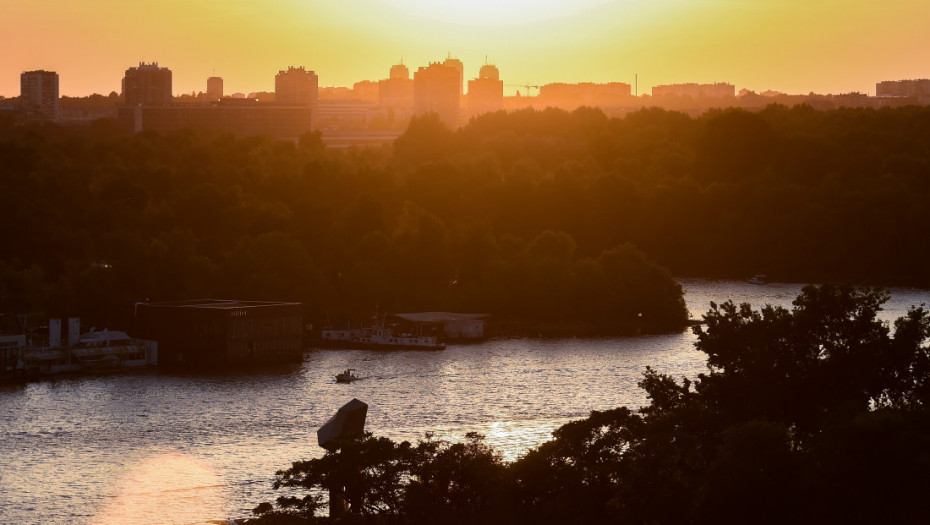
[{"x1": 505, "y1": 84, "x2": 540, "y2": 97}]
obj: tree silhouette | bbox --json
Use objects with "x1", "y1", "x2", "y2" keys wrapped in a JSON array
[{"x1": 254, "y1": 285, "x2": 930, "y2": 524}]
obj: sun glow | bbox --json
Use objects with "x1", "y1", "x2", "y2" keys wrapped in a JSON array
[
  {"x1": 90, "y1": 452, "x2": 227, "y2": 525},
  {"x1": 382, "y1": 0, "x2": 614, "y2": 26},
  {"x1": 4, "y1": 0, "x2": 930, "y2": 99}
]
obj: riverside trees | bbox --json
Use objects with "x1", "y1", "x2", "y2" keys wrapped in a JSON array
[
  {"x1": 3, "y1": 104, "x2": 930, "y2": 330},
  {"x1": 254, "y1": 285, "x2": 930, "y2": 524},
  {"x1": 0, "y1": 113, "x2": 690, "y2": 334}
]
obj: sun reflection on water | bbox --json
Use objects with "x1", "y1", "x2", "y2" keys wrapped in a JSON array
[
  {"x1": 481, "y1": 419, "x2": 567, "y2": 462},
  {"x1": 90, "y1": 451, "x2": 227, "y2": 525}
]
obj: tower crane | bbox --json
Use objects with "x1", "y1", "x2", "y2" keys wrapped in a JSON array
[{"x1": 505, "y1": 84, "x2": 540, "y2": 96}]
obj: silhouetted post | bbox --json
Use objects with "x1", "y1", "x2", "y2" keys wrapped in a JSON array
[
  {"x1": 329, "y1": 487, "x2": 348, "y2": 518},
  {"x1": 317, "y1": 398, "x2": 369, "y2": 518}
]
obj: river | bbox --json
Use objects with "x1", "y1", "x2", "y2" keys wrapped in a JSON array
[{"x1": 1, "y1": 280, "x2": 927, "y2": 524}]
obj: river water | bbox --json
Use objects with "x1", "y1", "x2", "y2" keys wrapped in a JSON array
[{"x1": 1, "y1": 280, "x2": 927, "y2": 524}]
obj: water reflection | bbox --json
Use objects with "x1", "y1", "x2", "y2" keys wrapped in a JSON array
[
  {"x1": 2, "y1": 281, "x2": 928, "y2": 524},
  {"x1": 90, "y1": 452, "x2": 226, "y2": 525}
]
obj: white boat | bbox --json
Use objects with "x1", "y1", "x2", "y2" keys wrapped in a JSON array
[
  {"x1": 320, "y1": 313, "x2": 445, "y2": 350},
  {"x1": 68, "y1": 329, "x2": 153, "y2": 370},
  {"x1": 747, "y1": 274, "x2": 767, "y2": 285},
  {"x1": 18, "y1": 324, "x2": 156, "y2": 377}
]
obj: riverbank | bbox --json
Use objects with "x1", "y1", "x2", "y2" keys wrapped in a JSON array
[
  {"x1": 484, "y1": 317, "x2": 690, "y2": 338},
  {"x1": 3, "y1": 281, "x2": 927, "y2": 525}
]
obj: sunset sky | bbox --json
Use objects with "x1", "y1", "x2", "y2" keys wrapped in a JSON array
[{"x1": 4, "y1": 0, "x2": 929, "y2": 97}]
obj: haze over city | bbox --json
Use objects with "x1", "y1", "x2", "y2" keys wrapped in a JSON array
[
  {"x1": 6, "y1": 2, "x2": 930, "y2": 524},
  {"x1": 4, "y1": 0, "x2": 930, "y2": 97}
]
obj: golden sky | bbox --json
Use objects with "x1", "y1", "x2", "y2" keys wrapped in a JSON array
[{"x1": 3, "y1": 0, "x2": 929, "y2": 97}]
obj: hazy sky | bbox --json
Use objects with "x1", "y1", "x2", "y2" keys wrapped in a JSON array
[{"x1": 4, "y1": 0, "x2": 929, "y2": 97}]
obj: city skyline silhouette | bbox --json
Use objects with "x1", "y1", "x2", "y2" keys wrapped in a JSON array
[{"x1": 3, "y1": 0, "x2": 929, "y2": 97}]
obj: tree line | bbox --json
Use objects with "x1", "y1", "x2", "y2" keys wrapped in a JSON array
[
  {"x1": 253, "y1": 285, "x2": 930, "y2": 524},
  {"x1": 2, "y1": 103, "x2": 929, "y2": 331},
  {"x1": 396, "y1": 104, "x2": 930, "y2": 286},
  {"x1": 0, "y1": 116, "x2": 687, "y2": 334}
]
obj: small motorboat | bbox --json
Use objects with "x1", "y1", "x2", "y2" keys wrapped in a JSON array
[
  {"x1": 335, "y1": 368, "x2": 357, "y2": 383},
  {"x1": 747, "y1": 274, "x2": 767, "y2": 285}
]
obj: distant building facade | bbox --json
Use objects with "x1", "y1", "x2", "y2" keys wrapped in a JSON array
[
  {"x1": 443, "y1": 56, "x2": 465, "y2": 97},
  {"x1": 248, "y1": 91, "x2": 276, "y2": 103},
  {"x1": 379, "y1": 63, "x2": 415, "y2": 110},
  {"x1": 276, "y1": 66, "x2": 318, "y2": 129},
  {"x1": 831, "y1": 92, "x2": 872, "y2": 108},
  {"x1": 135, "y1": 299, "x2": 303, "y2": 368},
  {"x1": 414, "y1": 61, "x2": 461, "y2": 127},
  {"x1": 122, "y1": 62, "x2": 172, "y2": 106},
  {"x1": 390, "y1": 312, "x2": 489, "y2": 340},
  {"x1": 876, "y1": 79, "x2": 930, "y2": 102},
  {"x1": 275, "y1": 66, "x2": 319, "y2": 107},
  {"x1": 318, "y1": 86, "x2": 356, "y2": 102},
  {"x1": 20, "y1": 70, "x2": 59, "y2": 121},
  {"x1": 652, "y1": 82, "x2": 735, "y2": 99},
  {"x1": 117, "y1": 100, "x2": 313, "y2": 139},
  {"x1": 353, "y1": 80, "x2": 380, "y2": 103},
  {"x1": 538, "y1": 82, "x2": 632, "y2": 109},
  {"x1": 467, "y1": 64, "x2": 504, "y2": 116},
  {"x1": 206, "y1": 76, "x2": 223, "y2": 101}
]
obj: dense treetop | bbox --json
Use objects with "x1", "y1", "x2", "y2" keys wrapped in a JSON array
[{"x1": 2, "y1": 104, "x2": 929, "y2": 330}]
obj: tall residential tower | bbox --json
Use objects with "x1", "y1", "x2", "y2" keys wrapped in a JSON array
[
  {"x1": 275, "y1": 66, "x2": 319, "y2": 106},
  {"x1": 122, "y1": 62, "x2": 172, "y2": 106},
  {"x1": 467, "y1": 63, "x2": 503, "y2": 116},
  {"x1": 206, "y1": 76, "x2": 223, "y2": 102},
  {"x1": 414, "y1": 61, "x2": 461, "y2": 127},
  {"x1": 443, "y1": 56, "x2": 464, "y2": 97},
  {"x1": 379, "y1": 63, "x2": 415, "y2": 110},
  {"x1": 20, "y1": 70, "x2": 59, "y2": 121}
]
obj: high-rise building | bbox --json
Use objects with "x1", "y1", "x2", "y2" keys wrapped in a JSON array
[
  {"x1": 206, "y1": 76, "x2": 223, "y2": 102},
  {"x1": 390, "y1": 63, "x2": 409, "y2": 81},
  {"x1": 380, "y1": 63, "x2": 415, "y2": 110},
  {"x1": 414, "y1": 62, "x2": 461, "y2": 127},
  {"x1": 122, "y1": 62, "x2": 172, "y2": 106},
  {"x1": 478, "y1": 63, "x2": 500, "y2": 82},
  {"x1": 467, "y1": 63, "x2": 503, "y2": 116},
  {"x1": 20, "y1": 70, "x2": 59, "y2": 121},
  {"x1": 443, "y1": 56, "x2": 464, "y2": 96},
  {"x1": 275, "y1": 66, "x2": 319, "y2": 107}
]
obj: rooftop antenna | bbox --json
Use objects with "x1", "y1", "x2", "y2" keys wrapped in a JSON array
[{"x1": 635, "y1": 73, "x2": 638, "y2": 97}]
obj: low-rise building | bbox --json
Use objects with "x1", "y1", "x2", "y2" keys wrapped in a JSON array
[
  {"x1": 538, "y1": 81, "x2": 632, "y2": 109},
  {"x1": 136, "y1": 299, "x2": 303, "y2": 368},
  {"x1": 117, "y1": 101, "x2": 313, "y2": 139},
  {"x1": 652, "y1": 82, "x2": 735, "y2": 99},
  {"x1": 391, "y1": 312, "x2": 489, "y2": 340},
  {"x1": 876, "y1": 78, "x2": 930, "y2": 98}
]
